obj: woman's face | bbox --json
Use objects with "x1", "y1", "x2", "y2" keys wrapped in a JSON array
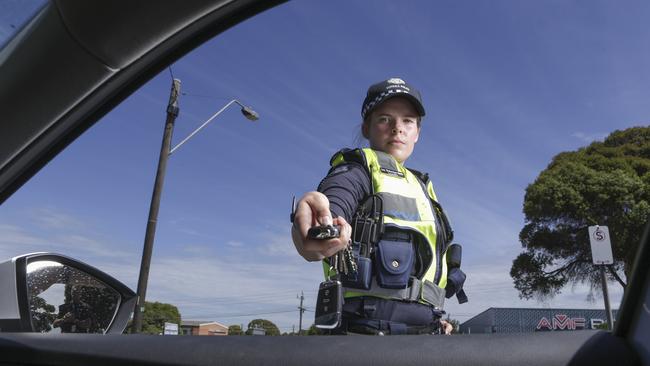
[{"x1": 363, "y1": 97, "x2": 421, "y2": 163}]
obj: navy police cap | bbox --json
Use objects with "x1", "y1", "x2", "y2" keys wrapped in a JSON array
[{"x1": 361, "y1": 78, "x2": 426, "y2": 120}]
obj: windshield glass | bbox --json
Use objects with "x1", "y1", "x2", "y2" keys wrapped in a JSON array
[{"x1": 1, "y1": 0, "x2": 647, "y2": 336}]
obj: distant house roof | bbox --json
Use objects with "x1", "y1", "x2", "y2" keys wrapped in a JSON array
[{"x1": 181, "y1": 320, "x2": 227, "y2": 328}]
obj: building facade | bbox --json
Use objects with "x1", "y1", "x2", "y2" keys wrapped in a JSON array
[
  {"x1": 180, "y1": 320, "x2": 228, "y2": 336},
  {"x1": 460, "y1": 308, "x2": 617, "y2": 334}
]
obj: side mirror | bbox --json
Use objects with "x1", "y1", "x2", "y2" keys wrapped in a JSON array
[{"x1": 0, "y1": 253, "x2": 136, "y2": 334}]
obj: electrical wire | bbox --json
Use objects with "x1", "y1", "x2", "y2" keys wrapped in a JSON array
[
  {"x1": 177, "y1": 289, "x2": 316, "y2": 305},
  {"x1": 180, "y1": 91, "x2": 232, "y2": 101},
  {"x1": 189, "y1": 309, "x2": 298, "y2": 319}
]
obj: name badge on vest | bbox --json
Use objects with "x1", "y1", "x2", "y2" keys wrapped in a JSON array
[{"x1": 380, "y1": 167, "x2": 405, "y2": 178}]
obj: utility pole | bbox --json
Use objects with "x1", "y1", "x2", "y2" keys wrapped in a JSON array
[
  {"x1": 133, "y1": 79, "x2": 181, "y2": 333},
  {"x1": 297, "y1": 291, "x2": 305, "y2": 335}
]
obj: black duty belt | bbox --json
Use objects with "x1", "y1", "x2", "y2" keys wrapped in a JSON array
[{"x1": 340, "y1": 297, "x2": 444, "y2": 335}]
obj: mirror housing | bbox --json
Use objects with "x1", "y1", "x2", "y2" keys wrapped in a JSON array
[{"x1": 0, "y1": 253, "x2": 135, "y2": 334}]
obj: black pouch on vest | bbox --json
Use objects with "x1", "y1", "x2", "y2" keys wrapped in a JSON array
[
  {"x1": 341, "y1": 256, "x2": 372, "y2": 290},
  {"x1": 375, "y1": 240, "x2": 415, "y2": 289},
  {"x1": 445, "y1": 267, "x2": 467, "y2": 298}
]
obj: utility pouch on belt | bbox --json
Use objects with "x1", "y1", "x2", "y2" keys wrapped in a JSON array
[
  {"x1": 375, "y1": 240, "x2": 415, "y2": 289},
  {"x1": 444, "y1": 243, "x2": 468, "y2": 304}
]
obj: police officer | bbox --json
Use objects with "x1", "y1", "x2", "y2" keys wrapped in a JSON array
[{"x1": 292, "y1": 78, "x2": 466, "y2": 335}]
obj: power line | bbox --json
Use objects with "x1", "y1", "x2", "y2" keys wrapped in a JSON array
[
  {"x1": 178, "y1": 289, "x2": 314, "y2": 304},
  {"x1": 181, "y1": 296, "x2": 303, "y2": 307},
  {"x1": 188, "y1": 309, "x2": 297, "y2": 319},
  {"x1": 180, "y1": 92, "x2": 233, "y2": 100}
]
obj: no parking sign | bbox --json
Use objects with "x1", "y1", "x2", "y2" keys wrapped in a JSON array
[{"x1": 588, "y1": 226, "x2": 614, "y2": 265}]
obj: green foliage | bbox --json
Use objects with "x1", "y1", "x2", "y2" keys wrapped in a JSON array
[
  {"x1": 595, "y1": 322, "x2": 610, "y2": 330},
  {"x1": 306, "y1": 324, "x2": 323, "y2": 335},
  {"x1": 29, "y1": 295, "x2": 56, "y2": 332},
  {"x1": 140, "y1": 301, "x2": 181, "y2": 335},
  {"x1": 282, "y1": 324, "x2": 323, "y2": 336},
  {"x1": 228, "y1": 324, "x2": 244, "y2": 335},
  {"x1": 511, "y1": 126, "x2": 650, "y2": 300},
  {"x1": 245, "y1": 318, "x2": 280, "y2": 336}
]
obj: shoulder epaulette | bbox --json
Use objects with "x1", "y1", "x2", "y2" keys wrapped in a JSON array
[{"x1": 330, "y1": 148, "x2": 367, "y2": 168}]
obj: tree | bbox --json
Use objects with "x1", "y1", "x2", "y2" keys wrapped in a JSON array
[
  {"x1": 511, "y1": 126, "x2": 650, "y2": 300},
  {"x1": 131, "y1": 301, "x2": 181, "y2": 335},
  {"x1": 228, "y1": 324, "x2": 244, "y2": 335},
  {"x1": 245, "y1": 318, "x2": 280, "y2": 336},
  {"x1": 306, "y1": 324, "x2": 323, "y2": 335},
  {"x1": 29, "y1": 295, "x2": 56, "y2": 332}
]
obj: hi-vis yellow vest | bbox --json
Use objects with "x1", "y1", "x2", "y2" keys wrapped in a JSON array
[{"x1": 324, "y1": 148, "x2": 450, "y2": 308}]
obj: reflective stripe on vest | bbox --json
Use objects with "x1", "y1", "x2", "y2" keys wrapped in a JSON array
[{"x1": 323, "y1": 148, "x2": 448, "y2": 307}]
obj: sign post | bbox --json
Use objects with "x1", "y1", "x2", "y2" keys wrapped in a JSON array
[{"x1": 588, "y1": 225, "x2": 614, "y2": 330}]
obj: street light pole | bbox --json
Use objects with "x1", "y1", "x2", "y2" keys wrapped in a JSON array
[
  {"x1": 169, "y1": 99, "x2": 258, "y2": 155},
  {"x1": 133, "y1": 78, "x2": 181, "y2": 333},
  {"x1": 132, "y1": 79, "x2": 259, "y2": 333}
]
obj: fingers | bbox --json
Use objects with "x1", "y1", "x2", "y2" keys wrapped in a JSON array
[
  {"x1": 291, "y1": 192, "x2": 352, "y2": 261},
  {"x1": 333, "y1": 216, "x2": 351, "y2": 241},
  {"x1": 300, "y1": 237, "x2": 345, "y2": 258},
  {"x1": 301, "y1": 216, "x2": 351, "y2": 258},
  {"x1": 440, "y1": 320, "x2": 453, "y2": 335},
  {"x1": 293, "y1": 192, "x2": 329, "y2": 235},
  {"x1": 301, "y1": 191, "x2": 332, "y2": 226}
]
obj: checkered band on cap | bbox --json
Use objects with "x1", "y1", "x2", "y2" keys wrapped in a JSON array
[{"x1": 362, "y1": 89, "x2": 411, "y2": 119}]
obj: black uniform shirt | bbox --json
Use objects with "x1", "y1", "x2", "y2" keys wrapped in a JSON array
[{"x1": 317, "y1": 162, "x2": 371, "y2": 223}]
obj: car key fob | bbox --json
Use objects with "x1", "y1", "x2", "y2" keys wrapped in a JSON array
[
  {"x1": 308, "y1": 225, "x2": 340, "y2": 240},
  {"x1": 314, "y1": 279, "x2": 343, "y2": 329}
]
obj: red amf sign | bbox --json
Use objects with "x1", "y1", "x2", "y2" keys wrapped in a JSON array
[{"x1": 536, "y1": 314, "x2": 586, "y2": 331}]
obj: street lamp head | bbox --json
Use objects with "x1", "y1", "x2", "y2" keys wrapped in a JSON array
[{"x1": 240, "y1": 105, "x2": 259, "y2": 121}]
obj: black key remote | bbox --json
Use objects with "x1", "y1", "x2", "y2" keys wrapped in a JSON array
[
  {"x1": 314, "y1": 279, "x2": 343, "y2": 329},
  {"x1": 308, "y1": 225, "x2": 340, "y2": 240}
]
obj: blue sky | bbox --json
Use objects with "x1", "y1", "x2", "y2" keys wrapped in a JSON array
[{"x1": 2, "y1": 0, "x2": 649, "y2": 332}]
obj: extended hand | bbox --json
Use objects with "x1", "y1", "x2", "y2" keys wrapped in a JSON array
[{"x1": 291, "y1": 191, "x2": 351, "y2": 261}]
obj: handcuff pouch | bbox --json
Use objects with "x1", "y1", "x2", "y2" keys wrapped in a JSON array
[{"x1": 375, "y1": 240, "x2": 414, "y2": 289}]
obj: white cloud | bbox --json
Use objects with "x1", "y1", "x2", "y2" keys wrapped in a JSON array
[
  {"x1": 0, "y1": 209, "x2": 626, "y2": 331},
  {"x1": 33, "y1": 208, "x2": 85, "y2": 230},
  {"x1": 180, "y1": 244, "x2": 214, "y2": 255},
  {"x1": 226, "y1": 241, "x2": 243, "y2": 247},
  {"x1": 0, "y1": 210, "x2": 133, "y2": 262},
  {"x1": 0, "y1": 208, "x2": 322, "y2": 330},
  {"x1": 257, "y1": 232, "x2": 297, "y2": 258},
  {"x1": 55, "y1": 234, "x2": 132, "y2": 258},
  {"x1": 0, "y1": 224, "x2": 45, "y2": 247},
  {"x1": 444, "y1": 261, "x2": 625, "y2": 323},
  {"x1": 140, "y1": 251, "x2": 322, "y2": 328}
]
